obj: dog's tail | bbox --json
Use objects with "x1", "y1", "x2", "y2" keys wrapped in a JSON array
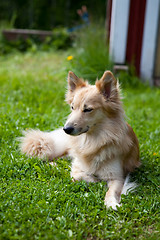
[
  {"x1": 19, "y1": 128, "x2": 69, "y2": 160},
  {"x1": 121, "y1": 175, "x2": 137, "y2": 195}
]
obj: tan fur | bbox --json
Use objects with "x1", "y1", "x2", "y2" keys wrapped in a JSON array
[{"x1": 20, "y1": 70, "x2": 140, "y2": 210}]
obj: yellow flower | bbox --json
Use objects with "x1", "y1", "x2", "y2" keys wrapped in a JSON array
[
  {"x1": 67, "y1": 55, "x2": 73, "y2": 61},
  {"x1": 153, "y1": 153, "x2": 157, "y2": 156}
]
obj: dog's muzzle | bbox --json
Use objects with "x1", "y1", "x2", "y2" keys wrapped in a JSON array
[
  {"x1": 63, "y1": 124, "x2": 89, "y2": 135},
  {"x1": 63, "y1": 125, "x2": 75, "y2": 135}
]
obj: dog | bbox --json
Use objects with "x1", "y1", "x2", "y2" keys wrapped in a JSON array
[{"x1": 20, "y1": 70, "x2": 140, "y2": 210}]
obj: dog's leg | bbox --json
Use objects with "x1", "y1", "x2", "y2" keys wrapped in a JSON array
[
  {"x1": 71, "y1": 160, "x2": 98, "y2": 183},
  {"x1": 20, "y1": 128, "x2": 69, "y2": 160},
  {"x1": 104, "y1": 179, "x2": 124, "y2": 210}
]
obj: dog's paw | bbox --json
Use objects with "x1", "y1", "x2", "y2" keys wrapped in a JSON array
[
  {"x1": 20, "y1": 130, "x2": 55, "y2": 160},
  {"x1": 71, "y1": 170, "x2": 98, "y2": 183},
  {"x1": 72, "y1": 174, "x2": 97, "y2": 183},
  {"x1": 104, "y1": 196, "x2": 121, "y2": 210}
]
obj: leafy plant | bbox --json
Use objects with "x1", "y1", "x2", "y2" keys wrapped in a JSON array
[
  {"x1": 67, "y1": 23, "x2": 113, "y2": 82},
  {"x1": 0, "y1": 27, "x2": 72, "y2": 54},
  {"x1": 43, "y1": 28, "x2": 73, "y2": 50}
]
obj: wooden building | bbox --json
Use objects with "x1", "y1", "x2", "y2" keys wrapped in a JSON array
[{"x1": 107, "y1": 0, "x2": 160, "y2": 85}]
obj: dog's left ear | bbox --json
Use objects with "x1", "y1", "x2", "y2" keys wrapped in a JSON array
[
  {"x1": 68, "y1": 71, "x2": 86, "y2": 92},
  {"x1": 96, "y1": 71, "x2": 117, "y2": 99}
]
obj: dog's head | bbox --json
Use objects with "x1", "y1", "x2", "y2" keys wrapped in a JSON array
[{"x1": 63, "y1": 71, "x2": 121, "y2": 136}]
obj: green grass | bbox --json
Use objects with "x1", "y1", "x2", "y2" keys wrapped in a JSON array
[{"x1": 0, "y1": 51, "x2": 160, "y2": 240}]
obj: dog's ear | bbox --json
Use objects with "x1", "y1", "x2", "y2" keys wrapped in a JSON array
[
  {"x1": 96, "y1": 71, "x2": 117, "y2": 99},
  {"x1": 68, "y1": 71, "x2": 86, "y2": 92},
  {"x1": 66, "y1": 71, "x2": 87, "y2": 104}
]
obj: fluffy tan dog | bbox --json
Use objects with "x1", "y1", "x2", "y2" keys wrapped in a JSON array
[{"x1": 20, "y1": 71, "x2": 140, "y2": 210}]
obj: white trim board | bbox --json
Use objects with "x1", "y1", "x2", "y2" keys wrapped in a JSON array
[
  {"x1": 109, "y1": 0, "x2": 130, "y2": 64},
  {"x1": 140, "y1": 0, "x2": 160, "y2": 83}
]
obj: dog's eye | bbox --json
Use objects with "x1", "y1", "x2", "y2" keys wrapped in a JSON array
[
  {"x1": 83, "y1": 108, "x2": 93, "y2": 113},
  {"x1": 71, "y1": 106, "x2": 74, "y2": 110}
]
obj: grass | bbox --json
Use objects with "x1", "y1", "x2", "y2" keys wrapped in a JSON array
[{"x1": 0, "y1": 50, "x2": 160, "y2": 240}]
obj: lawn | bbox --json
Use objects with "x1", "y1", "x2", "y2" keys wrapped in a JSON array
[{"x1": 0, "y1": 51, "x2": 160, "y2": 240}]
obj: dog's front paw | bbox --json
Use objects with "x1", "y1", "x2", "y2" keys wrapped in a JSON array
[
  {"x1": 20, "y1": 130, "x2": 55, "y2": 160},
  {"x1": 71, "y1": 169, "x2": 98, "y2": 183},
  {"x1": 104, "y1": 196, "x2": 121, "y2": 210}
]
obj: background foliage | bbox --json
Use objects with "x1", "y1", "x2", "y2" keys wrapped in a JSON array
[
  {"x1": 0, "y1": 0, "x2": 107, "y2": 30},
  {"x1": 0, "y1": 27, "x2": 72, "y2": 54}
]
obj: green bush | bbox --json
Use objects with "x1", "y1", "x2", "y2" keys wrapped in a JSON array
[
  {"x1": 43, "y1": 28, "x2": 73, "y2": 50},
  {"x1": 0, "y1": 27, "x2": 72, "y2": 54}
]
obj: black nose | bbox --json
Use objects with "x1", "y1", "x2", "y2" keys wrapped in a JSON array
[{"x1": 63, "y1": 126, "x2": 74, "y2": 134}]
